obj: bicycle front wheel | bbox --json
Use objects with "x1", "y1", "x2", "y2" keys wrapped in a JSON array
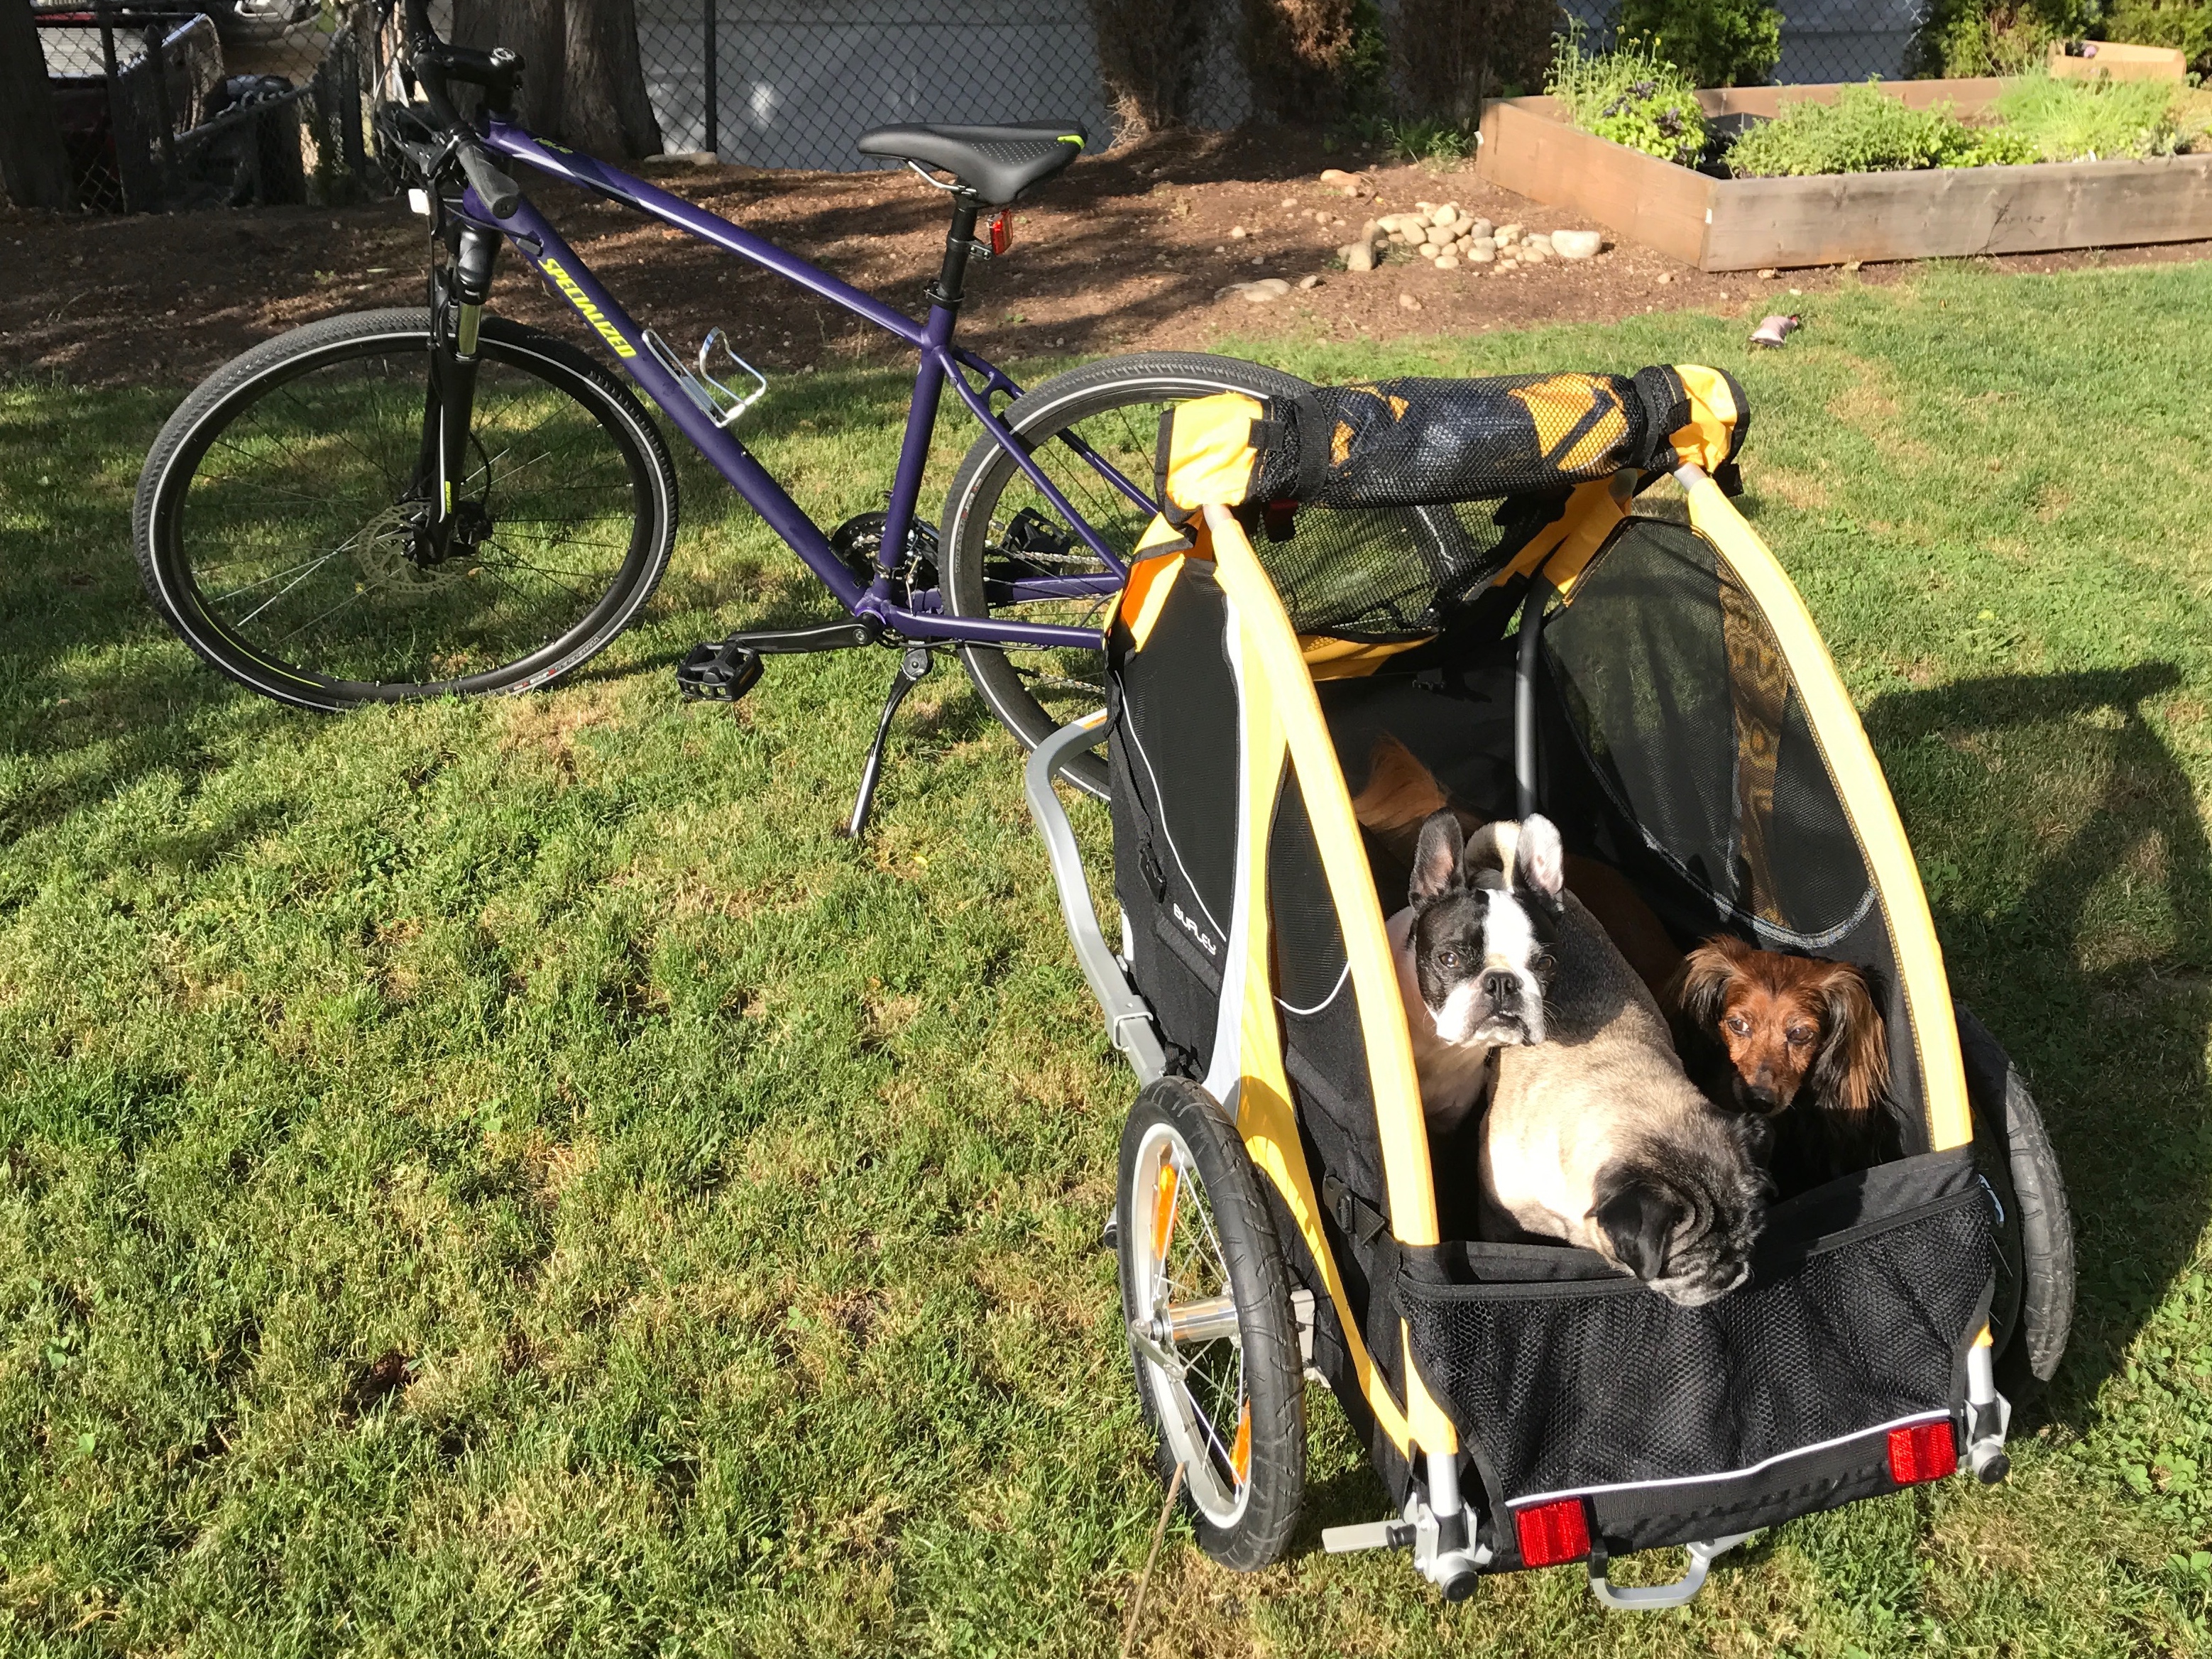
[
  {"x1": 941, "y1": 352, "x2": 1310, "y2": 800},
  {"x1": 134, "y1": 309, "x2": 677, "y2": 710}
]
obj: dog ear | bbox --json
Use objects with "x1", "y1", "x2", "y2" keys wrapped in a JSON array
[
  {"x1": 1410, "y1": 810, "x2": 1466, "y2": 902},
  {"x1": 1807, "y1": 960, "x2": 1888, "y2": 1120},
  {"x1": 1513, "y1": 814, "x2": 1567, "y2": 910},
  {"x1": 1589, "y1": 1174, "x2": 1682, "y2": 1283},
  {"x1": 1671, "y1": 938, "x2": 1743, "y2": 1036}
]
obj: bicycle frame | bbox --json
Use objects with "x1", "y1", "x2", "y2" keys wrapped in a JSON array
[{"x1": 462, "y1": 118, "x2": 1145, "y2": 652}]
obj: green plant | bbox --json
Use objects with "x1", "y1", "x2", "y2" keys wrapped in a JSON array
[
  {"x1": 1545, "y1": 30, "x2": 1709, "y2": 165},
  {"x1": 1728, "y1": 81, "x2": 2039, "y2": 175},
  {"x1": 1376, "y1": 116, "x2": 1479, "y2": 161},
  {"x1": 1993, "y1": 66, "x2": 2188, "y2": 158},
  {"x1": 1927, "y1": 0, "x2": 2066, "y2": 76},
  {"x1": 1611, "y1": 0, "x2": 1781, "y2": 87}
]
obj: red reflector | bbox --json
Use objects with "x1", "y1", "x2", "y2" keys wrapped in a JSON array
[
  {"x1": 1888, "y1": 1420, "x2": 1959, "y2": 1485},
  {"x1": 988, "y1": 210, "x2": 1013, "y2": 256},
  {"x1": 1515, "y1": 1498, "x2": 1592, "y2": 1567}
]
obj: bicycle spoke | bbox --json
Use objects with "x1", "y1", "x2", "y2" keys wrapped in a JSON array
[{"x1": 165, "y1": 329, "x2": 652, "y2": 693}]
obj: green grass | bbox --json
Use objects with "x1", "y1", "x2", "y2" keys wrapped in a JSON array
[{"x1": 6, "y1": 257, "x2": 2212, "y2": 1654}]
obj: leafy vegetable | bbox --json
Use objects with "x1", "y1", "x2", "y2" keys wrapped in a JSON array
[
  {"x1": 1546, "y1": 31, "x2": 1710, "y2": 166},
  {"x1": 1727, "y1": 82, "x2": 2041, "y2": 175}
]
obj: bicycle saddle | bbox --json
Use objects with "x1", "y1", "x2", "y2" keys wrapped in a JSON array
[{"x1": 856, "y1": 123, "x2": 1086, "y2": 205}]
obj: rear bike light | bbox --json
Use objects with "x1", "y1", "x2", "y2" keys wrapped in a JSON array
[
  {"x1": 988, "y1": 209, "x2": 1013, "y2": 256},
  {"x1": 1514, "y1": 1498, "x2": 1592, "y2": 1567},
  {"x1": 1888, "y1": 1420, "x2": 1959, "y2": 1485}
]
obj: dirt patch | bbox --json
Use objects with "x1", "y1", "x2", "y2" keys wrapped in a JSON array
[{"x1": 6, "y1": 124, "x2": 2208, "y2": 390}]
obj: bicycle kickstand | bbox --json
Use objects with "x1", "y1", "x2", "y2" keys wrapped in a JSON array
[{"x1": 841, "y1": 647, "x2": 933, "y2": 839}]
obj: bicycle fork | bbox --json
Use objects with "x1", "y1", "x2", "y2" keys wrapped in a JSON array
[{"x1": 413, "y1": 223, "x2": 502, "y2": 554}]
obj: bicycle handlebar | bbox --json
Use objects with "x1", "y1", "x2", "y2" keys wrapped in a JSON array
[{"x1": 401, "y1": 0, "x2": 521, "y2": 219}]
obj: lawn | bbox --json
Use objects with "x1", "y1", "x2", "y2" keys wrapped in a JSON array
[{"x1": 5, "y1": 256, "x2": 2212, "y2": 1657}]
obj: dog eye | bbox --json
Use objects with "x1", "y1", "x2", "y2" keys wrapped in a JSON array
[
  {"x1": 1725, "y1": 1015, "x2": 1751, "y2": 1036},
  {"x1": 1436, "y1": 949, "x2": 1460, "y2": 969},
  {"x1": 1787, "y1": 1026, "x2": 1817, "y2": 1046}
]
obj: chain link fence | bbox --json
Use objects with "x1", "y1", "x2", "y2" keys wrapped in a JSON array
[
  {"x1": 22, "y1": 0, "x2": 2028, "y2": 214},
  {"x1": 30, "y1": 0, "x2": 376, "y2": 212},
  {"x1": 627, "y1": 0, "x2": 1951, "y2": 178}
]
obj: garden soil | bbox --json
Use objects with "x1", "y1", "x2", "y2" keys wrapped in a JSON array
[{"x1": 4, "y1": 124, "x2": 2207, "y2": 388}]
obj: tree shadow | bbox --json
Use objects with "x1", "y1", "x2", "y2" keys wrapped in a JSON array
[{"x1": 1861, "y1": 664, "x2": 2211, "y2": 1423}]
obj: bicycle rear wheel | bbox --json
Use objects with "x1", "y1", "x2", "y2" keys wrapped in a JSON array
[
  {"x1": 135, "y1": 309, "x2": 677, "y2": 710},
  {"x1": 941, "y1": 353, "x2": 1310, "y2": 800}
]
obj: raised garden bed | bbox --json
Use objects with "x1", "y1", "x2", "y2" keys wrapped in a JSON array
[{"x1": 1477, "y1": 78, "x2": 2212, "y2": 270}]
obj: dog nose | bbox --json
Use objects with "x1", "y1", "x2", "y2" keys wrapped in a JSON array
[{"x1": 1482, "y1": 970, "x2": 1516, "y2": 1007}]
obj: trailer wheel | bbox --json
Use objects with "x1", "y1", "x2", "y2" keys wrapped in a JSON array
[
  {"x1": 1117, "y1": 1077, "x2": 1305, "y2": 1571},
  {"x1": 1959, "y1": 1008, "x2": 2076, "y2": 1394}
]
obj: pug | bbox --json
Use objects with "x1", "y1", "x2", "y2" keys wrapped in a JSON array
[{"x1": 1482, "y1": 872, "x2": 1770, "y2": 1309}]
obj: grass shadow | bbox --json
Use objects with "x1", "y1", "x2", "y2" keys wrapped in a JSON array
[{"x1": 1864, "y1": 663, "x2": 2211, "y2": 1421}]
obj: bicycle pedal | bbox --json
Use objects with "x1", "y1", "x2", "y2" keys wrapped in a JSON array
[{"x1": 676, "y1": 640, "x2": 765, "y2": 703}]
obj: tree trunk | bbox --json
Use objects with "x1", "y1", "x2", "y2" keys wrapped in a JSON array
[
  {"x1": 561, "y1": 0, "x2": 662, "y2": 160},
  {"x1": 0, "y1": 0, "x2": 75, "y2": 209},
  {"x1": 450, "y1": 0, "x2": 659, "y2": 161}
]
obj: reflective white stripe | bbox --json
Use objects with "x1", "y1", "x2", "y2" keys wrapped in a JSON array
[
  {"x1": 1506, "y1": 1409, "x2": 1951, "y2": 1510},
  {"x1": 1276, "y1": 959, "x2": 1351, "y2": 1019},
  {"x1": 1124, "y1": 713, "x2": 1229, "y2": 946},
  {"x1": 1201, "y1": 587, "x2": 1253, "y2": 1106}
]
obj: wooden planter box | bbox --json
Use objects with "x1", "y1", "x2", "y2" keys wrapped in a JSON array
[{"x1": 1476, "y1": 80, "x2": 2212, "y2": 271}]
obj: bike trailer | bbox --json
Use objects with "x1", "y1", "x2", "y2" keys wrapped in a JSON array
[{"x1": 1024, "y1": 366, "x2": 2074, "y2": 1606}]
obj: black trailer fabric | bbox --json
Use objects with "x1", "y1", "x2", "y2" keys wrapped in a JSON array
[
  {"x1": 1398, "y1": 1151, "x2": 1994, "y2": 1558},
  {"x1": 1533, "y1": 515, "x2": 1929, "y2": 1148},
  {"x1": 1107, "y1": 559, "x2": 1240, "y2": 1075}
]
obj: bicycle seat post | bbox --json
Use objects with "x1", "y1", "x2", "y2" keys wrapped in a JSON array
[
  {"x1": 877, "y1": 187, "x2": 979, "y2": 601},
  {"x1": 929, "y1": 194, "x2": 981, "y2": 314}
]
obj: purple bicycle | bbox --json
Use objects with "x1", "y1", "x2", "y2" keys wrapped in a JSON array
[{"x1": 133, "y1": 0, "x2": 1304, "y2": 821}]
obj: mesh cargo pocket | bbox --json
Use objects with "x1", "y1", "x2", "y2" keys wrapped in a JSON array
[{"x1": 1398, "y1": 1153, "x2": 1993, "y2": 1553}]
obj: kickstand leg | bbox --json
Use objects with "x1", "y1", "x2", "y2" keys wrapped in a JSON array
[{"x1": 841, "y1": 647, "x2": 933, "y2": 839}]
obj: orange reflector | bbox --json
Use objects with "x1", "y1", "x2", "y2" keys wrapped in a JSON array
[
  {"x1": 988, "y1": 209, "x2": 1013, "y2": 256},
  {"x1": 1514, "y1": 1499, "x2": 1591, "y2": 1567},
  {"x1": 1888, "y1": 1421, "x2": 1959, "y2": 1485},
  {"x1": 1230, "y1": 1401, "x2": 1252, "y2": 1482},
  {"x1": 1151, "y1": 1163, "x2": 1179, "y2": 1266}
]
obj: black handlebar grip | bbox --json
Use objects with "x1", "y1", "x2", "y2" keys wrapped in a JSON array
[{"x1": 456, "y1": 142, "x2": 521, "y2": 219}]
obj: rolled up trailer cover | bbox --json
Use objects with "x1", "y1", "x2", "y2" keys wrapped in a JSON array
[{"x1": 1106, "y1": 364, "x2": 1986, "y2": 1555}]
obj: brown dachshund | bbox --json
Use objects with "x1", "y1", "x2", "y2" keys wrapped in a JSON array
[{"x1": 1668, "y1": 935, "x2": 1905, "y2": 1195}]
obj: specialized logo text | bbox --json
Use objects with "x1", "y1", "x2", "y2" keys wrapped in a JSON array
[{"x1": 539, "y1": 256, "x2": 636, "y2": 358}]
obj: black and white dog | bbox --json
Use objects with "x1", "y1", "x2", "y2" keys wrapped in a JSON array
[{"x1": 1386, "y1": 810, "x2": 1565, "y2": 1133}]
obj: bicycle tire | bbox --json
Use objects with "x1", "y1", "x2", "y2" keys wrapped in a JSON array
[
  {"x1": 1117, "y1": 1075, "x2": 1305, "y2": 1572},
  {"x1": 136, "y1": 308, "x2": 677, "y2": 711},
  {"x1": 941, "y1": 353, "x2": 1310, "y2": 800}
]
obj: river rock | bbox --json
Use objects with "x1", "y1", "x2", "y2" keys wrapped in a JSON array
[
  {"x1": 1342, "y1": 241, "x2": 1376, "y2": 272},
  {"x1": 1234, "y1": 278, "x2": 1292, "y2": 302},
  {"x1": 1435, "y1": 253, "x2": 1460, "y2": 270},
  {"x1": 1551, "y1": 229, "x2": 1602, "y2": 259},
  {"x1": 1497, "y1": 222, "x2": 1523, "y2": 246},
  {"x1": 1398, "y1": 292, "x2": 1423, "y2": 311}
]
